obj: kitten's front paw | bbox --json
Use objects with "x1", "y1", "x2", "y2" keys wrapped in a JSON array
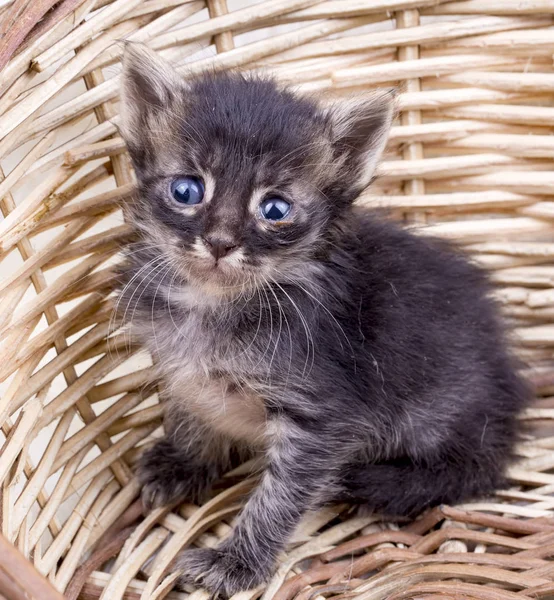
[
  {"x1": 137, "y1": 439, "x2": 210, "y2": 510},
  {"x1": 175, "y1": 547, "x2": 269, "y2": 598}
]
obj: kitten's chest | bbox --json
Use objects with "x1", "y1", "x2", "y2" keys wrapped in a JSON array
[
  {"x1": 143, "y1": 304, "x2": 267, "y2": 444},
  {"x1": 150, "y1": 306, "x2": 251, "y2": 373},
  {"x1": 168, "y1": 372, "x2": 266, "y2": 445}
]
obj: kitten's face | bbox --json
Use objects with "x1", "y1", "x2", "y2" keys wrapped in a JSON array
[{"x1": 120, "y1": 45, "x2": 394, "y2": 296}]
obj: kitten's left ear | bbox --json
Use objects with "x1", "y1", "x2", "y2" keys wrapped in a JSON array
[
  {"x1": 119, "y1": 42, "x2": 183, "y2": 143},
  {"x1": 326, "y1": 89, "x2": 396, "y2": 195}
]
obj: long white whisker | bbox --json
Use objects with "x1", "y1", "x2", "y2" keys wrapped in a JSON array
[
  {"x1": 265, "y1": 277, "x2": 295, "y2": 386},
  {"x1": 127, "y1": 260, "x2": 170, "y2": 343},
  {"x1": 265, "y1": 279, "x2": 284, "y2": 378},
  {"x1": 151, "y1": 265, "x2": 173, "y2": 359},
  {"x1": 285, "y1": 274, "x2": 354, "y2": 360},
  {"x1": 270, "y1": 277, "x2": 315, "y2": 379},
  {"x1": 111, "y1": 256, "x2": 166, "y2": 356}
]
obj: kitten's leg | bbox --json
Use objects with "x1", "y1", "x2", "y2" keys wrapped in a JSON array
[
  {"x1": 175, "y1": 417, "x2": 343, "y2": 598},
  {"x1": 138, "y1": 410, "x2": 236, "y2": 509},
  {"x1": 337, "y1": 456, "x2": 506, "y2": 518}
]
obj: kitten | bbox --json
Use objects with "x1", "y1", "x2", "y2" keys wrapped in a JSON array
[{"x1": 116, "y1": 44, "x2": 530, "y2": 598}]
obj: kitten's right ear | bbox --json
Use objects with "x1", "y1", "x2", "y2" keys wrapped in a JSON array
[{"x1": 119, "y1": 43, "x2": 183, "y2": 143}]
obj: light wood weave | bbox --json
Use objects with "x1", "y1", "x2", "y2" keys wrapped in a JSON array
[{"x1": 1, "y1": 1, "x2": 554, "y2": 599}]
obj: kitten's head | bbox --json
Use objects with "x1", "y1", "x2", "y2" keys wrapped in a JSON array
[{"x1": 120, "y1": 44, "x2": 394, "y2": 296}]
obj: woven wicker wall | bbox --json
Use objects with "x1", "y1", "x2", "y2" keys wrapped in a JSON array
[{"x1": 1, "y1": 1, "x2": 554, "y2": 599}]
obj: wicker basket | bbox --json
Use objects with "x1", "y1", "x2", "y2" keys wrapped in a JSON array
[{"x1": 1, "y1": 1, "x2": 554, "y2": 599}]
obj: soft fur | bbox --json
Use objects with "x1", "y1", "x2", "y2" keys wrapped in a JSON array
[{"x1": 116, "y1": 43, "x2": 530, "y2": 598}]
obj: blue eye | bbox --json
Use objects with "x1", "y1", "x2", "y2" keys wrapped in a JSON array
[
  {"x1": 170, "y1": 176, "x2": 204, "y2": 205},
  {"x1": 260, "y1": 197, "x2": 291, "y2": 221}
]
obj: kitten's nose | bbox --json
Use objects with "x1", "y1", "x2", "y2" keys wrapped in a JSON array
[{"x1": 202, "y1": 235, "x2": 238, "y2": 261}]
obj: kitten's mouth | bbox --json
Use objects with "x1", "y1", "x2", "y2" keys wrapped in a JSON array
[
  {"x1": 196, "y1": 255, "x2": 238, "y2": 273},
  {"x1": 164, "y1": 242, "x2": 257, "y2": 297},
  {"x1": 181, "y1": 254, "x2": 252, "y2": 295}
]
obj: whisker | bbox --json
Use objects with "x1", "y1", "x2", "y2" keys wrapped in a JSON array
[
  {"x1": 270, "y1": 277, "x2": 315, "y2": 379},
  {"x1": 284, "y1": 274, "x2": 355, "y2": 361},
  {"x1": 264, "y1": 277, "x2": 295, "y2": 386}
]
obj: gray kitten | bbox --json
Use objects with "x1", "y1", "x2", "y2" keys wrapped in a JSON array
[{"x1": 116, "y1": 44, "x2": 529, "y2": 597}]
